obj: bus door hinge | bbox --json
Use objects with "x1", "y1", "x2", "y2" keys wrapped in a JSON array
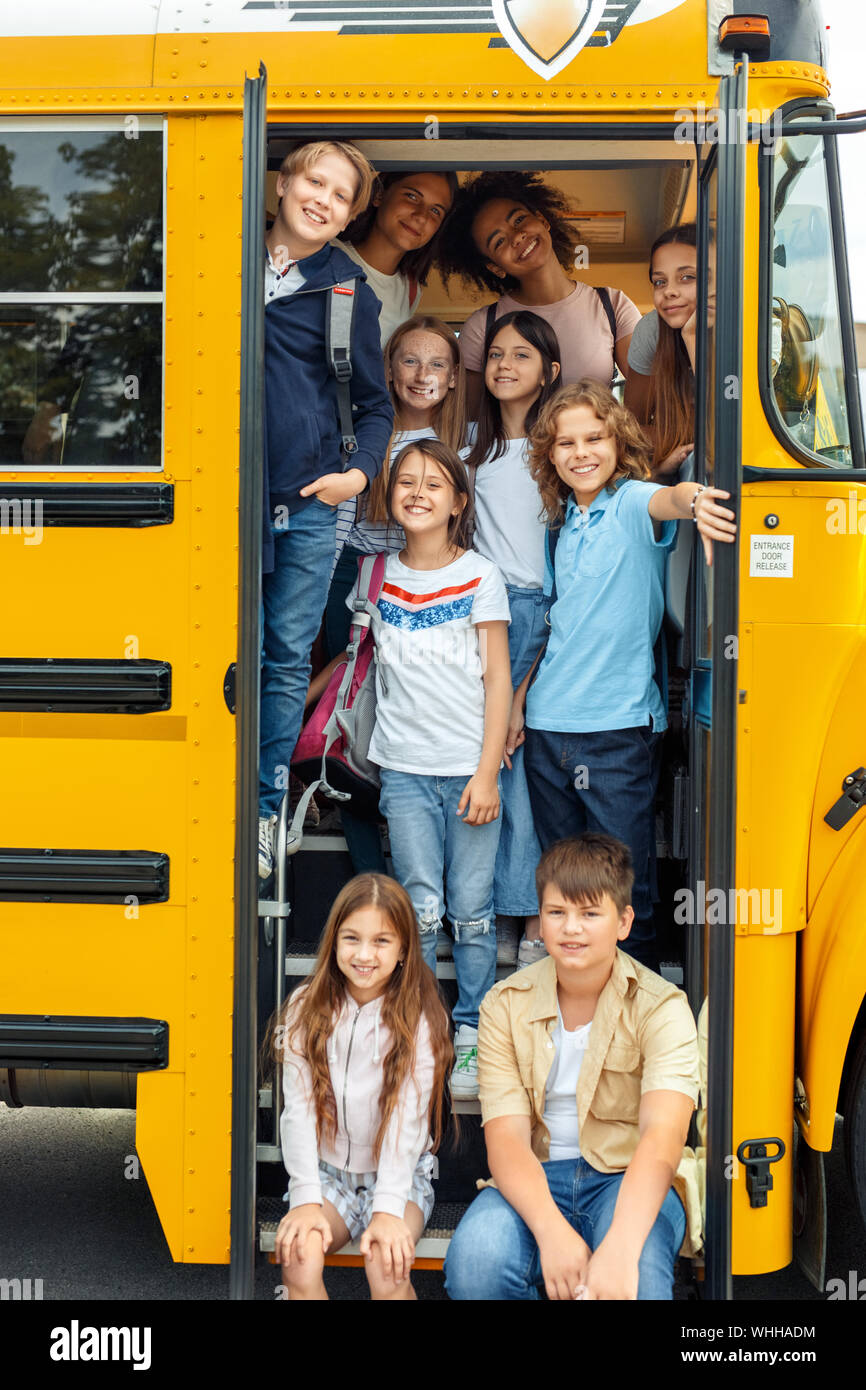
[
  {"x1": 824, "y1": 767, "x2": 866, "y2": 831},
  {"x1": 736, "y1": 1136, "x2": 786, "y2": 1208},
  {"x1": 223, "y1": 662, "x2": 236, "y2": 714}
]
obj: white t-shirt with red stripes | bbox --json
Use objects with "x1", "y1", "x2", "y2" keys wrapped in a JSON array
[{"x1": 348, "y1": 549, "x2": 510, "y2": 776}]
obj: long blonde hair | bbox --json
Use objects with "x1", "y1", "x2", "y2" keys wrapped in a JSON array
[
  {"x1": 364, "y1": 315, "x2": 467, "y2": 525},
  {"x1": 528, "y1": 380, "x2": 651, "y2": 526}
]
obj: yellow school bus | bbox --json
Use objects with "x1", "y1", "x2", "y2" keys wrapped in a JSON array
[{"x1": 1, "y1": 0, "x2": 864, "y2": 1300}]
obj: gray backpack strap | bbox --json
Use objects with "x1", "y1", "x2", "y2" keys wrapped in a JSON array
[{"x1": 326, "y1": 281, "x2": 358, "y2": 461}]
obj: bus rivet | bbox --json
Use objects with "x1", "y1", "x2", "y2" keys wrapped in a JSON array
[{"x1": 764, "y1": 514, "x2": 779, "y2": 528}]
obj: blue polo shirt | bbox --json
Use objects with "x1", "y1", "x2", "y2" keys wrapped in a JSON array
[{"x1": 526, "y1": 479, "x2": 676, "y2": 734}]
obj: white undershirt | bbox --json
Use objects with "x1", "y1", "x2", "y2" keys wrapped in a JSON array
[{"x1": 542, "y1": 1007, "x2": 592, "y2": 1161}]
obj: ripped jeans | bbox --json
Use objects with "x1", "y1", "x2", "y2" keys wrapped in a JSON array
[{"x1": 378, "y1": 769, "x2": 500, "y2": 1029}]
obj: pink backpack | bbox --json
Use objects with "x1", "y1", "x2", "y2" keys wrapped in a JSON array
[{"x1": 291, "y1": 553, "x2": 386, "y2": 828}]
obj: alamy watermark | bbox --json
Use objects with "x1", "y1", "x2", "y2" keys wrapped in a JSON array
[
  {"x1": 674, "y1": 881, "x2": 782, "y2": 934},
  {"x1": 674, "y1": 102, "x2": 782, "y2": 151},
  {"x1": 0, "y1": 497, "x2": 43, "y2": 545}
]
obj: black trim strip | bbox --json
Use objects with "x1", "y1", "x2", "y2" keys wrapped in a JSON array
[
  {"x1": 703, "y1": 58, "x2": 748, "y2": 1304},
  {"x1": 758, "y1": 99, "x2": 865, "y2": 471},
  {"x1": 267, "y1": 120, "x2": 685, "y2": 143},
  {"x1": 743, "y1": 467, "x2": 866, "y2": 483},
  {"x1": 0, "y1": 659, "x2": 171, "y2": 714},
  {"x1": 0, "y1": 850, "x2": 169, "y2": 904},
  {"x1": 0, "y1": 1016, "x2": 168, "y2": 1071},
  {"x1": 231, "y1": 64, "x2": 267, "y2": 1305},
  {"x1": 0, "y1": 484, "x2": 174, "y2": 527}
]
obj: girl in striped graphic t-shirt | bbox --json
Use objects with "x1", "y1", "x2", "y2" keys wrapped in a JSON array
[{"x1": 348, "y1": 437, "x2": 511, "y2": 1098}]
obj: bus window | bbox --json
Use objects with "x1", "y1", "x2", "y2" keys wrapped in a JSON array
[
  {"x1": 767, "y1": 132, "x2": 852, "y2": 465},
  {"x1": 0, "y1": 122, "x2": 163, "y2": 470}
]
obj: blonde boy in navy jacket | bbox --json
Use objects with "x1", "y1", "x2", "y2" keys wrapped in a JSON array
[{"x1": 259, "y1": 141, "x2": 394, "y2": 877}]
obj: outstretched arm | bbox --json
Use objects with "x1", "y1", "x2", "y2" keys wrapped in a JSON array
[{"x1": 648, "y1": 481, "x2": 737, "y2": 566}]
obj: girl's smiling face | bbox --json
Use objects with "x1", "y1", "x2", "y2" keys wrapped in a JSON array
[
  {"x1": 390, "y1": 448, "x2": 464, "y2": 536},
  {"x1": 650, "y1": 240, "x2": 698, "y2": 329},
  {"x1": 389, "y1": 330, "x2": 456, "y2": 424},
  {"x1": 335, "y1": 906, "x2": 403, "y2": 1006},
  {"x1": 472, "y1": 198, "x2": 553, "y2": 281},
  {"x1": 484, "y1": 323, "x2": 555, "y2": 412},
  {"x1": 374, "y1": 173, "x2": 454, "y2": 255},
  {"x1": 549, "y1": 404, "x2": 619, "y2": 506}
]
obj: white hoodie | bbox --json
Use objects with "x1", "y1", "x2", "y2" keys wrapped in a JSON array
[{"x1": 281, "y1": 989, "x2": 437, "y2": 1218}]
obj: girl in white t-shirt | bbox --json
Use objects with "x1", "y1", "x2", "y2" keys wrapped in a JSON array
[
  {"x1": 356, "y1": 438, "x2": 512, "y2": 1098},
  {"x1": 466, "y1": 310, "x2": 562, "y2": 968},
  {"x1": 337, "y1": 171, "x2": 458, "y2": 344}
]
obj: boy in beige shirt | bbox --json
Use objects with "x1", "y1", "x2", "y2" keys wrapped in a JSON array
[{"x1": 444, "y1": 832, "x2": 701, "y2": 1300}]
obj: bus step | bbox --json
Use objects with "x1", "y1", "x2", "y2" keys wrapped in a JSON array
[
  {"x1": 258, "y1": 1085, "x2": 480, "y2": 1118},
  {"x1": 258, "y1": 1194, "x2": 467, "y2": 1267},
  {"x1": 284, "y1": 940, "x2": 516, "y2": 983}
]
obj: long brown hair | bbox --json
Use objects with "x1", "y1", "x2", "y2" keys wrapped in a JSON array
[
  {"x1": 270, "y1": 874, "x2": 452, "y2": 1159},
  {"x1": 528, "y1": 380, "x2": 651, "y2": 526},
  {"x1": 364, "y1": 315, "x2": 467, "y2": 526},
  {"x1": 340, "y1": 170, "x2": 459, "y2": 286},
  {"x1": 387, "y1": 437, "x2": 474, "y2": 553},
  {"x1": 646, "y1": 224, "x2": 697, "y2": 469},
  {"x1": 466, "y1": 309, "x2": 562, "y2": 470}
]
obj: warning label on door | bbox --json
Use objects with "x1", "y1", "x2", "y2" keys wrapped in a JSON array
[{"x1": 749, "y1": 535, "x2": 794, "y2": 577}]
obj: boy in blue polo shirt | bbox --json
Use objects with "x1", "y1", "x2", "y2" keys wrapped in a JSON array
[
  {"x1": 505, "y1": 380, "x2": 736, "y2": 969},
  {"x1": 259, "y1": 141, "x2": 394, "y2": 877}
]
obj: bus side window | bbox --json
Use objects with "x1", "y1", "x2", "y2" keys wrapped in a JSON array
[
  {"x1": 768, "y1": 134, "x2": 853, "y2": 465},
  {"x1": 0, "y1": 123, "x2": 164, "y2": 471}
]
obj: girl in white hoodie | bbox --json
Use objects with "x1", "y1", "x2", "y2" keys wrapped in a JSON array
[{"x1": 272, "y1": 873, "x2": 452, "y2": 1300}]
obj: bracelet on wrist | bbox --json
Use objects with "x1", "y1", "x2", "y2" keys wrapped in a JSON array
[{"x1": 690, "y1": 486, "x2": 706, "y2": 521}]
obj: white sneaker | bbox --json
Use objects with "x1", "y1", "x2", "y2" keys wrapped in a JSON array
[
  {"x1": 452, "y1": 1025, "x2": 479, "y2": 1099},
  {"x1": 495, "y1": 916, "x2": 521, "y2": 966},
  {"x1": 258, "y1": 815, "x2": 277, "y2": 880},
  {"x1": 517, "y1": 936, "x2": 548, "y2": 970}
]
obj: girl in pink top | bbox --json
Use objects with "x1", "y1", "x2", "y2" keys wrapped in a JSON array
[
  {"x1": 438, "y1": 171, "x2": 640, "y2": 414},
  {"x1": 271, "y1": 873, "x2": 452, "y2": 1300}
]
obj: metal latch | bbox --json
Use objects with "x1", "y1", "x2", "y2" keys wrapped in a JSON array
[
  {"x1": 824, "y1": 767, "x2": 866, "y2": 831},
  {"x1": 737, "y1": 1136, "x2": 786, "y2": 1208}
]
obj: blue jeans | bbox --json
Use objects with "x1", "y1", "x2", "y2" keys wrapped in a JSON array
[
  {"x1": 444, "y1": 1158, "x2": 686, "y2": 1300},
  {"x1": 523, "y1": 725, "x2": 662, "y2": 972},
  {"x1": 378, "y1": 769, "x2": 499, "y2": 1029},
  {"x1": 259, "y1": 500, "x2": 338, "y2": 817},
  {"x1": 495, "y1": 588, "x2": 548, "y2": 916}
]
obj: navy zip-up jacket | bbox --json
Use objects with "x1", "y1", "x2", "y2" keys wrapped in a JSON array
[{"x1": 263, "y1": 242, "x2": 394, "y2": 574}]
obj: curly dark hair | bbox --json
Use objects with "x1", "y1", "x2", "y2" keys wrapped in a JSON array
[
  {"x1": 340, "y1": 170, "x2": 459, "y2": 288},
  {"x1": 437, "y1": 171, "x2": 578, "y2": 295}
]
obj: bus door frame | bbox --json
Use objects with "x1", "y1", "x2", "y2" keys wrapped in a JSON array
[
  {"x1": 230, "y1": 62, "x2": 267, "y2": 1302},
  {"x1": 692, "y1": 57, "x2": 748, "y2": 1302}
]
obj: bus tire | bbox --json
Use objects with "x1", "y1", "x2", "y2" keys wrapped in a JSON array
[{"x1": 843, "y1": 1029, "x2": 866, "y2": 1232}]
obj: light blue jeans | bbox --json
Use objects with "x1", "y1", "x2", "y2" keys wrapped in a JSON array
[
  {"x1": 444, "y1": 1157, "x2": 686, "y2": 1300},
  {"x1": 259, "y1": 500, "x2": 338, "y2": 817},
  {"x1": 495, "y1": 587, "x2": 548, "y2": 916},
  {"x1": 378, "y1": 769, "x2": 500, "y2": 1029}
]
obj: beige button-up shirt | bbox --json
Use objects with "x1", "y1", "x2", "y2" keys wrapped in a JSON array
[{"x1": 478, "y1": 949, "x2": 703, "y2": 1256}]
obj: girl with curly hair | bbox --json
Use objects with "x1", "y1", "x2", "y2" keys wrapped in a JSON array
[
  {"x1": 506, "y1": 381, "x2": 736, "y2": 972},
  {"x1": 438, "y1": 171, "x2": 640, "y2": 412},
  {"x1": 271, "y1": 872, "x2": 453, "y2": 1300}
]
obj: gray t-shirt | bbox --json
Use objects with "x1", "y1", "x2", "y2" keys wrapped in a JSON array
[{"x1": 627, "y1": 309, "x2": 659, "y2": 374}]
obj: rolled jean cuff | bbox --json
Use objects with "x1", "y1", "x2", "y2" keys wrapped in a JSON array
[{"x1": 451, "y1": 916, "x2": 493, "y2": 942}]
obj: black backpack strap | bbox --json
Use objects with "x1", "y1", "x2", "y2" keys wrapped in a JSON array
[
  {"x1": 485, "y1": 300, "x2": 497, "y2": 338},
  {"x1": 326, "y1": 281, "x2": 358, "y2": 462},
  {"x1": 594, "y1": 286, "x2": 619, "y2": 386},
  {"x1": 544, "y1": 523, "x2": 561, "y2": 614}
]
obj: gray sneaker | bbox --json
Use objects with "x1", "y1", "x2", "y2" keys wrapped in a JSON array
[
  {"x1": 452, "y1": 1025, "x2": 479, "y2": 1099},
  {"x1": 517, "y1": 936, "x2": 548, "y2": 970},
  {"x1": 495, "y1": 916, "x2": 521, "y2": 966}
]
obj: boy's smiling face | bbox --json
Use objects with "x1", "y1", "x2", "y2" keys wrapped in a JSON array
[
  {"x1": 273, "y1": 150, "x2": 359, "y2": 260},
  {"x1": 539, "y1": 883, "x2": 633, "y2": 980}
]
